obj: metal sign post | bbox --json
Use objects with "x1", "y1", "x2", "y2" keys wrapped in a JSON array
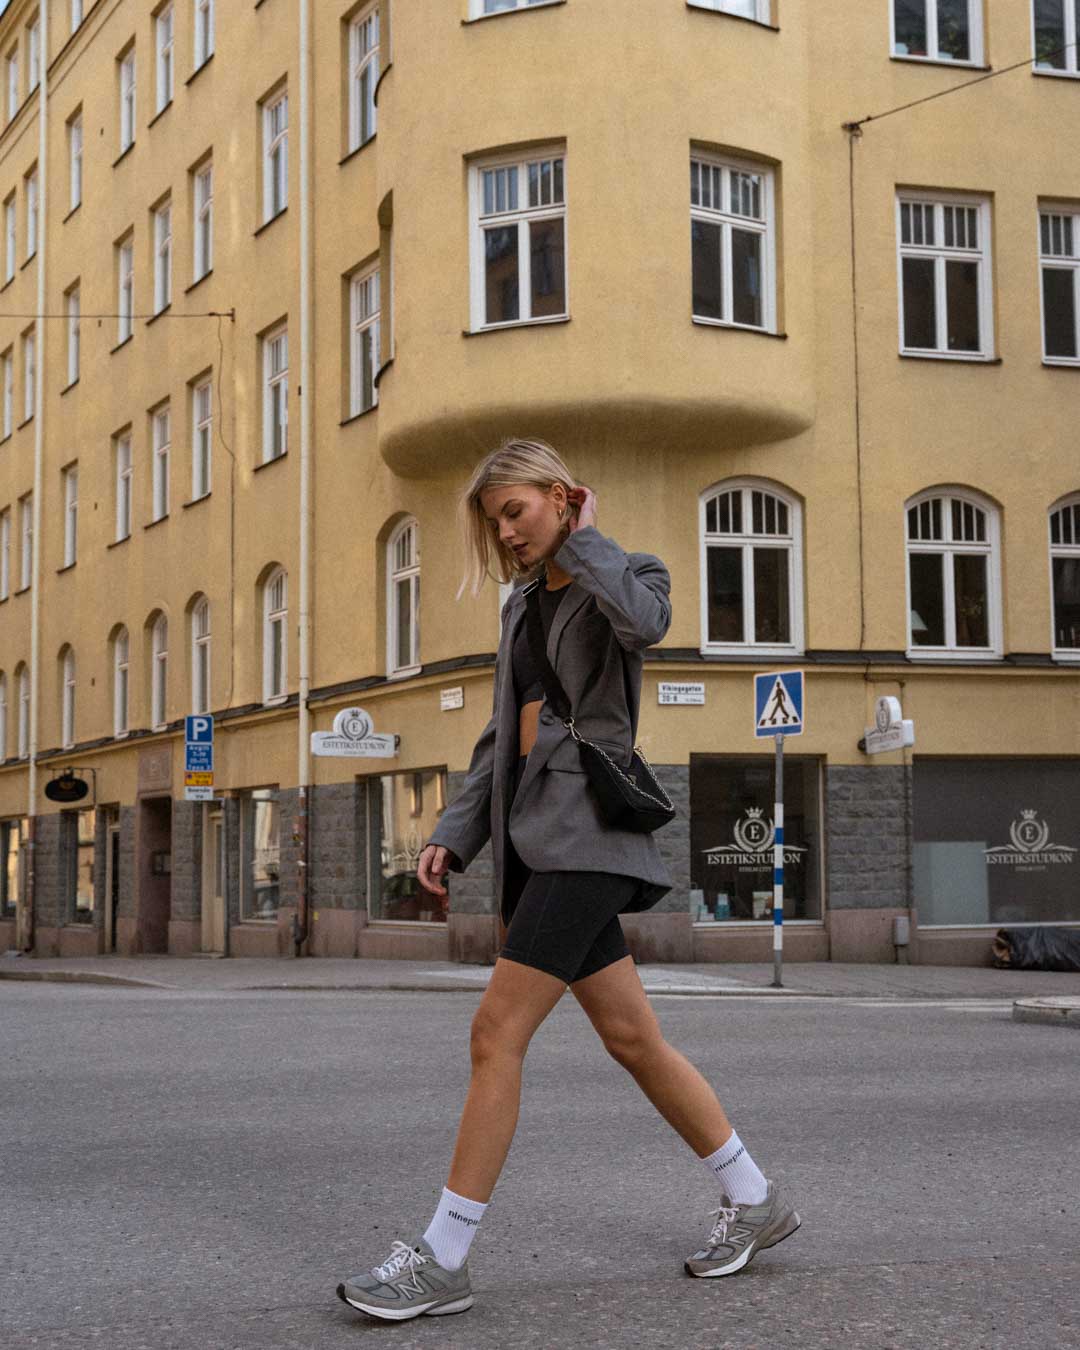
[
  {"x1": 773, "y1": 732, "x2": 784, "y2": 989},
  {"x1": 754, "y1": 671, "x2": 804, "y2": 991}
]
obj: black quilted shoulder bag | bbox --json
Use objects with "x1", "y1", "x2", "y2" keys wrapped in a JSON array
[{"x1": 523, "y1": 580, "x2": 676, "y2": 834}]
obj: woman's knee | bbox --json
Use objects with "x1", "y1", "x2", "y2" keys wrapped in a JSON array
[
  {"x1": 469, "y1": 1003, "x2": 529, "y2": 1067},
  {"x1": 601, "y1": 1019, "x2": 665, "y2": 1072}
]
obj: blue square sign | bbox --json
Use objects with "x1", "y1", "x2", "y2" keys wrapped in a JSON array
[{"x1": 754, "y1": 670, "x2": 804, "y2": 738}]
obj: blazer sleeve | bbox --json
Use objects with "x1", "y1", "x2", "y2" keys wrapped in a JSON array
[{"x1": 552, "y1": 525, "x2": 671, "y2": 651}]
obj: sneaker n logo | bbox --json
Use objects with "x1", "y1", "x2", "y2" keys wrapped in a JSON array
[{"x1": 396, "y1": 1273, "x2": 426, "y2": 1298}]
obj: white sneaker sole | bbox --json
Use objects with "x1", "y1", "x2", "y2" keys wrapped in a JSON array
[{"x1": 339, "y1": 1290, "x2": 474, "y2": 1320}]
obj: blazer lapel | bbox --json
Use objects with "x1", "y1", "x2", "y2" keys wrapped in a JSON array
[{"x1": 545, "y1": 580, "x2": 590, "y2": 667}]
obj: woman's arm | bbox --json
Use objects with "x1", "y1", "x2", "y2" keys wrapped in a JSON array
[
  {"x1": 553, "y1": 524, "x2": 671, "y2": 650},
  {"x1": 423, "y1": 708, "x2": 497, "y2": 873}
]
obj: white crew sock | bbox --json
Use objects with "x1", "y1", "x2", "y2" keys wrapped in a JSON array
[
  {"x1": 422, "y1": 1187, "x2": 488, "y2": 1271},
  {"x1": 701, "y1": 1130, "x2": 768, "y2": 1206}
]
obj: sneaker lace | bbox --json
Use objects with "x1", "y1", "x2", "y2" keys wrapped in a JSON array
[
  {"x1": 707, "y1": 1204, "x2": 741, "y2": 1247},
  {"x1": 373, "y1": 1240, "x2": 428, "y2": 1283}
]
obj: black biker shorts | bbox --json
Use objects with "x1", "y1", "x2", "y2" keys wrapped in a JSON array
[{"x1": 499, "y1": 753, "x2": 639, "y2": 985}]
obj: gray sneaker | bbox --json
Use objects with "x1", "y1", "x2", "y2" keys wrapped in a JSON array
[
  {"x1": 337, "y1": 1236, "x2": 474, "y2": 1321},
  {"x1": 685, "y1": 1180, "x2": 801, "y2": 1278}
]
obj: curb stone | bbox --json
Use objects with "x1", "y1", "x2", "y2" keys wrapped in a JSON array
[{"x1": 1012, "y1": 997, "x2": 1080, "y2": 1027}]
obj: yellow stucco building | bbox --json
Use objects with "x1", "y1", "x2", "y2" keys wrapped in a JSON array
[{"x1": 1, "y1": 0, "x2": 1078, "y2": 968}]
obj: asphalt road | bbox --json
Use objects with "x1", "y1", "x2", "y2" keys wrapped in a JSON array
[{"x1": 2, "y1": 983, "x2": 1078, "y2": 1350}]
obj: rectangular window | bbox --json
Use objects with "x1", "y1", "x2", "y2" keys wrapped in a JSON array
[
  {"x1": 154, "y1": 201, "x2": 172, "y2": 312},
  {"x1": 691, "y1": 154, "x2": 776, "y2": 332},
  {"x1": 0, "y1": 820, "x2": 28, "y2": 918},
  {"x1": 0, "y1": 509, "x2": 10, "y2": 599},
  {"x1": 19, "y1": 492, "x2": 32, "y2": 589},
  {"x1": 472, "y1": 0, "x2": 562, "y2": 13},
  {"x1": 6, "y1": 47, "x2": 17, "y2": 121},
  {"x1": 350, "y1": 266, "x2": 380, "y2": 415},
  {"x1": 25, "y1": 167, "x2": 37, "y2": 259},
  {"x1": 1040, "y1": 207, "x2": 1080, "y2": 362},
  {"x1": 192, "y1": 378, "x2": 212, "y2": 497},
  {"x1": 117, "y1": 236, "x2": 134, "y2": 343},
  {"x1": 2, "y1": 349, "x2": 12, "y2": 437},
  {"x1": 64, "y1": 808, "x2": 96, "y2": 925},
  {"x1": 22, "y1": 328, "x2": 34, "y2": 423},
  {"x1": 470, "y1": 149, "x2": 567, "y2": 330},
  {"x1": 349, "y1": 6, "x2": 379, "y2": 153},
  {"x1": 689, "y1": 755, "x2": 822, "y2": 922},
  {"x1": 115, "y1": 433, "x2": 132, "y2": 540},
  {"x1": 1034, "y1": 0, "x2": 1080, "y2": 73},
  {"x1": 71, "y1": 0, "x2": 84, "y2": 34},
  {"x1": 1051, "y1": 501, "x2": 1080, "y2": 654},
  {"x1": 4, "y1": 194, "x2": 15, "y2": 281},
  {"x1": 893, "y1": 0, "x2": 982, "y2": 63},
  {"x1": 69, "y1": 114, "x2": 83, "y2": 211},
  {"x1": 195, "y1": 0, "x2": 214, "y2": 68},
  {"x1": 66, "y1": 287, "x2": 80, "y2": 385},
  {"x1": 192, "y1": 601, "x2": 211, "y2": 714},
  {"x1": 193, "y1": 162, "x2": 213, "y2": 280},
  {"x1": 155, "y1": 4, "x2": 174, "y2": 112},
  {"x1": 152, "y1": 405, "x2": 170, "y2": 520},
  {"x1": 688, "y1": 0, "x2": 770, "y2": 20},
  {"x1": 241, "y1": 788, "x2": 280, "y2": 921},
  {"x1": 262, "y1": 326, "x2": 288, "y2": 462},
  {"x1": 119, "y1": 48, "x2": 136, "y2": 152},
  {"x1": 27, "y1": 15, "x2": 40, "y2": 92},
  {"x1": 262, "y1": 91, "x2": 288, "y2": 222},
  {"x1": 897, "y1": 193, "x2": 993, "y2": 358},
  {"x1": 63, "y1": 464, "x2": 78, "y2": 567},
  {"x1": 366, "y1": 770, "x2": 450, "y2": 922}
]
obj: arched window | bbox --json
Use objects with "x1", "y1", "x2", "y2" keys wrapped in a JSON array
[
  {"x1": 1050, "y1": 495, "x2": 1080, "y2": 660},
  {"x1": 263, "y1": 567, "x2": 287, "y2": 702},
  {"x1": 191, "y1": 595, "x2": 211, "y2": 714},
  {"x1": 387, "y1": 518, "x2": 420, "y2": 676},
  {"x1": 113, "y1": 628, "x2": 129, "y2": 737},
  {"x1": 16, "y1": 663, "x2": 29, "y2": 758},
  {"x1": 699, "y1": 480, "x2": 803, "y2": 654},
  {"x1": 0, "y1": 670, "x2": 7, "y2": 760},
  {"x1": 905, "y1": 488, "x2": 1002, "y2": 657},
  {"x1": 60, "y1": 646, "x2": 75, "y2": 749},
  {"x1": 151, "y1": 615, "x2": 168, "y2": 729}
]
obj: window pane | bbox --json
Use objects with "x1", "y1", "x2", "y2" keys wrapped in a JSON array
[
  {"x1": 894, "y1": 0, "x2": 928, "y2": 55},
  {"x1": 753, "y1": 547, "x2": 790, "y2": 644},
  {"x1": 1043, "y1": 267, "x2": 1077, "y2": 358},
  {"x1": 369, "y1": 769, "x2": 450, "y2": 923},
  {"x1": 247, "y1": 792, "x2": 279, "y2": 920},
  {"x1": 1034, "y1": 0, "x2": 1067, "y2": 68},
  {"x1": 909, "y1": 552, "x2": 945, "y2": 645},
  {"x1": 945, "y1": 258, "x2": 980, "y2": 351},
  {"x1": 691, "y1": 219, "x2": 723, "y2": 320},
  {"x1": 936, "y1": 0, "x2": 970, "y2": 60},
  {"x1": 902, "y1": 256, "x2": 936, "y2": 348},
  {"x1": 529, "y1": 217, "x2": 565, "y2": 317},
  {"x1": 1053, "y1": 556, "x2": 1080, "y2": 648},
  {"x1": 396, "y1": 576, "x2": 412, "y2": 667},
  {"x1": 484, "y1": 225, "x2": 519, "y2": 324},
  {"x1": 707, "y1": 546, "x2": 744, "y2": 642},
  {"x1": 731, "y1": 229, "x2": 763, "y2": 327},
  {"x1": 953, "y1": 553, "x2": 988, "y2": 647}
]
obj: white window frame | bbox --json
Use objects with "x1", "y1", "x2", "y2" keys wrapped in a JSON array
[
  {"x1": 4, "y1": 195, "x2": 15, "y2": 281},
  {"x1": 890, "y1": 0, "x2": 984, "y2": 65},
  {"x1": 348, "y1": 5, "x2": 379, "y2": 153},
  {"x1": 698, "y1": 479, "x2": 803, "y2": 657},
  {"x1": 69, "y1": 114, "x2": 83, "y2": 211},
  {"x1": 19, "y1": 492, "x2": 32, "y2": 589},
  {"x1": 6, "y1": 47, "x2": 19, "y2": 122},
  {"x1": 688, "y1": 0, "x2": 771, "y2": 22},
  {"x1": 66, "y1": 287, "x2": 80, "y2": 386},
  {"x1": 191, "y1": 596, "x2": 211, "y2": 714},
  {"x1": 152, "y1": 405, "x2": 170, "y2": 521},
  {"x1": 151, "y1": 614, "x2": 168, "y2": 730},
  {"x1": 192, "y1": 378, "x2": 212, "y2": 497},
  {"x1": 119, "y1": 49, "x2": 136, "y2": 152},
  {"x1": 262, "y1": 91, "x2": 288, "y2": 223},
  {"x1": 27, "y1": 16, "x2": 40, "y2": 93},
  {"x1": 155, "y1": 4, "x2": 174, "y2": 112},
  {"x1": 896, "y1": 191, "x2": 994, "y2": 360},
  {"x1": 195, "y1": 0, "x2": 214, "y2": 68},
  {"x1": 1049, "y1": 494, "x2": 1080, "y2": 661},
  {"x1": 115, "y1": 433, "x2": 132, "y2": 540},
  {"x1": 17, "y1": 666, "x2": 29, "y2": 757},
  {"x1": 113, "y1": 629, "x2": 129, "y2": 737},
  {"x1": 63, "y1": 464, "x2": 78, "y2": 567},
  {"x1": 468, "y1": 146, "x2": 568, "y2": 332},
  {"x1": 1032, "y1": 0, "x2": 1080, "y2": 76},
  {"x1": 193, "y1": 162, "x2": 213, "y2": 280},
  {"x1": 118, "y1": 236, "x2": 134, "y2": 343},
  {"x1": 904, "y1": 488, "x2": 1003, "y2": 660},
  {"x1": 690, "y1": 150, "x2": 777, "y2": 334},
  {"x1": 0, "y1": 509, "x2": 9, "y2": 598},
  {"x1": 2, "y1": 349, "x2": 13, "y2": 437},
  {"x1": 25, "y1": 168, "x2": 37, "y2": 259},
  {"x1": 71, "y1": 0, "x2": 84, "y2": 35},
  {"x1": 386, "y1": 517, "x2": 420, "y2": 677},
  {"x1": 1039, "y1": 202, "x2": 1080, "y2": 365},
  {"x1": 262, "y1": 326, "x2": 288, "y2": 462},
  {"x1": 350, "y1": 265, "x2": 380, "y2": 416},
  {"x1": 262, "y1": 567, "x2": 288, "y2": 703},
  {"x1": 153, "y1": 201, "x2": 172, "y2": 312},
  {"x1": 61, "y1": 647, "x2": 75, "y2": 749},
  {"x1": 468, "y1": 0, "x2": 564, "y2": 15},
  {"x1": 22, "y1": 329, "x2": 34, "y2": 423}
]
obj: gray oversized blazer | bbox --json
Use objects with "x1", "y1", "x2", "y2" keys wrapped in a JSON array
[{"x1": 426, "y1": 524, "x2": 674, "y2": 924}]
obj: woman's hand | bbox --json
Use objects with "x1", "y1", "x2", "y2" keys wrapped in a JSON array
[
  {"x1": 566, "y1": 485, "x2": 597, "y2": 533},
  {"x1": 417, "y1": 843, "x2": 455, "y2": 914}
]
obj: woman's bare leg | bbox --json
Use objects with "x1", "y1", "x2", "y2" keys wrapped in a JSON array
[
  {"x1": 445, "y1": 956, "x2": 568, "y2": 1201},
  {"x1": 570, "y1": 955, "x2": 733, "y2": 1156}
]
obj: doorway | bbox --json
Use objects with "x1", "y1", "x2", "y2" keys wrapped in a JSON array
[
  {"x1": 104, "y1": 810, "x2": 120, "y2": 953},
  {"x1": 201, "y1": 804, "x2": 226, "y2": 954},
  {"x1": 137, "y1": 796, "x2": 172, "y2": 953}
]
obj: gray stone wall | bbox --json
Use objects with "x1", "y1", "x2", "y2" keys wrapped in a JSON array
[
  {"x1": 650, "y1": 764, "x2": 691, "y2": 913},
  {"x1": 32, "y1": 815, "x2": 64, "y2": 929},
  {"x1": 170, "y1": 800, "x2": 202, "y2": 923},
  {"x1": 308, "y1": 781, "x2": 366, "y2": 911},
  {"x1": 224, "y1": 798, "x2": 241, "y2": 929},
  {"x1": 118, "y1": 806, "x2": 136, "y2": 922},
  {"x1": 93, "y1": 809, "x2": 108, "y2": 929},
  {"x1": 825, "y1": 764, "x2": 912, "y2": 911},
  {"x1": 278, "y1": 787, "x2": 300, "y2": 913}
]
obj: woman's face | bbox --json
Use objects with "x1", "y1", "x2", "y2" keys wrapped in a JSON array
[{"x1": 479, "y1": 481, "x2": 567, "y2": 567}]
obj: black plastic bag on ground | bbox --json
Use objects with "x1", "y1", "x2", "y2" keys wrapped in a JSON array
[{"x1": 993, "y1": 927, "x2": 1080, "y2": 972}]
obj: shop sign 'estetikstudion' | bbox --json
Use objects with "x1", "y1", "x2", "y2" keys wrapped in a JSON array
[
  {"x1": 702, "y1": 808, "x2": 807, "y2": 872},
  {"x1": 983, "y1": 810, "x2": 1078, "y2": 871}
]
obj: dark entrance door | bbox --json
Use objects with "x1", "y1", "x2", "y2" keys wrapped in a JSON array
[{"x1": 137, "y1": 796, "x2": 172, "y2": 953}]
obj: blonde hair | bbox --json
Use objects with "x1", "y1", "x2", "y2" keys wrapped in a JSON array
[{"x1": 456, "y1": 437, "x2": 577, "y2": 600}]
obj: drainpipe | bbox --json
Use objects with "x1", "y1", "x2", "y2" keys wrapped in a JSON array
[
  {"x1": 292, "y1": 0, "x2": 313, "y2": 957},
  {"x1": 19, "y1": 0, "x2": 49, "y2": 954}
]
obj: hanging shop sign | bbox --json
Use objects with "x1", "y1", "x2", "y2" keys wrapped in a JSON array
[
  {"x1": 44, "y1": 769, "x2": 91, "y2": 803},
  {"x1": 311, "y1": 706, "x2": 399, "y2": 758},
  {"x1": 863, "y1": 696, "x2": 915, "y2": 755}
]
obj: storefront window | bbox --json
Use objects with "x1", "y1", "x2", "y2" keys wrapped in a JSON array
[
  {"x1": 1, "y1": 817, "x2": 26, "y2": 918},
  {"x1": 367, "y1": 768, "x2": 449, "y2": 922},
  {"x1": 241, "y1": 788, "x2": 280, "y2": 921},
  {"x1": 65, "y1": 808, "x2": 96, "y2": 923},
  {"x1": 914, "y1": 759, "x2": 1080, "y2": 925},
  {"x1": 689, "y1": 755, "x2": 822, "y2": 921}
]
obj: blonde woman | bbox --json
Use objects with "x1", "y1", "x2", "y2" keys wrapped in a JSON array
[{"x1": 337, "y1": 438, "x2": 800, "y2": 1321}]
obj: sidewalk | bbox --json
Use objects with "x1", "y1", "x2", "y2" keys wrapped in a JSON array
[{"x1": 3, "y1": 951, "x2": 1080, "y2": 1000}]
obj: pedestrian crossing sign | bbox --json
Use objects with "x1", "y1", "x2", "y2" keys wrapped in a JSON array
[{"x1": 754, "y1": 670, "x2": 804, "y2": 738}]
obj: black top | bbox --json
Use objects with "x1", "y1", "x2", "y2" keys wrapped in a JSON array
[{"x1": 512, "y1": 580, "x2": 570, "y2": 706}]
